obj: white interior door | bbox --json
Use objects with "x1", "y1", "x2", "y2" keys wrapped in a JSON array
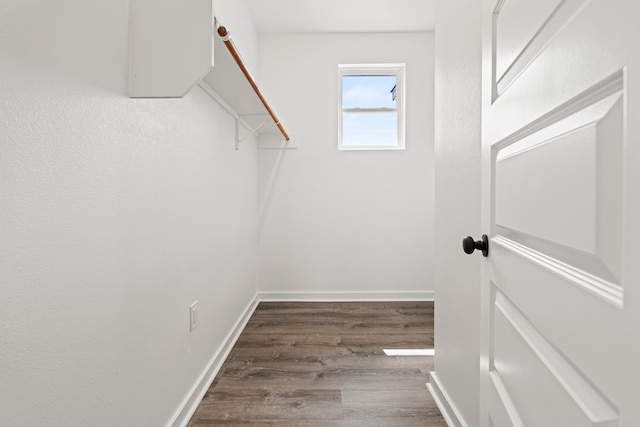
[{"x1": 480, "y1": 1, "x2": 640, "y2": 426}]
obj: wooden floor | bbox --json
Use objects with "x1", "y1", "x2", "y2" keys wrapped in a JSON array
[{"x1": 188, "y1": 302, "x2": 446, "y2": 426}]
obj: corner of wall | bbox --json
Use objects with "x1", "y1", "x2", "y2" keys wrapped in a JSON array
[{"x1": 169, "y1": 294, "x2": 260, "y2": 426}]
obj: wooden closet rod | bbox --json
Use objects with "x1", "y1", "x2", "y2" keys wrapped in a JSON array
[{"x1": 217, "y1": 26, "x2": 290, "y2": 141}]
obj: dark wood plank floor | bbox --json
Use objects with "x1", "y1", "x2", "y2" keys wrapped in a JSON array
[{"x1": 188, "y1": 301, "x2": 446, "y2": 426}]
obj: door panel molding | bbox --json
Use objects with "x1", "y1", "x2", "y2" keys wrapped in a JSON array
[
  {"x1": 496, "y1": 123, "x2": 598, "y2": 254},
  {"x1": 492, "y1": 71, "x2": 625, "y2": 306},
  {"x1": 488, "y1": 370, "x2": 525, "y2": 427},
  {"x1": 493, "y1": 235, "x2": 623, "y2": 307},
  {"x1": 491, "y1": 289, "x2": 619, "y2": 426},
  {"x1": 492, "y1": 69, "x2": 624, "y2": 152},
  {"x1": 495, "y1": 91, "x2": 623, "y2": 261},
  {"x1": 493, "y1": 0, "x2": 590, "y2": 98}
]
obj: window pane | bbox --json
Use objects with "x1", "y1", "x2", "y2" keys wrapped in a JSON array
[
  {"x1": 342, "y1": 75, "x2": 397, "y2": 109},
  {"x1": 342, "y1": 111, "x2": 398, "y2": 148}
]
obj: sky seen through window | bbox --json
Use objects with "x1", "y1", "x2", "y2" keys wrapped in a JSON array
[{"x1": 342, "y1": 75, "x2": 397, "y2": 147}]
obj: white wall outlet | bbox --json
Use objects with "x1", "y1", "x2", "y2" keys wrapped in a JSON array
[{"x1": 189, "y1": 301, "x2": 198, "y2": 331}]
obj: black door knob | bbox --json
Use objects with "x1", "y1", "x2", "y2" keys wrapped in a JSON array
[{"x1": 463, "y1": 234, "x2": 489, "y2": 257}]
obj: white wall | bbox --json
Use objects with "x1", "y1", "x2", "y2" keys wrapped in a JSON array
[
  {"x1": 256, "y1": 32, "x2": 435, "y2": 297},
  {"x1": 214, "y1": 0, "x2": 259, "y2": 73},
  {"x1": 431, "y1": 0, "x2": 483, "y2": 425},
  {"x1": 0, "y1": 1, "x2": 258, "y2": 425}
]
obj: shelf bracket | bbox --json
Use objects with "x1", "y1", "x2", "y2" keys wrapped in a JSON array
[{"x1": 235, "y1": 115, "x2": 269, "y2": 150}]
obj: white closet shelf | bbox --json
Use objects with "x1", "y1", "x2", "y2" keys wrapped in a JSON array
[
  {"x1": 129, "y1": 1, "x2": 290, "y2": 146},
  {"x1": 129, "y1": 0, "x2": 213, "y2": 98}
]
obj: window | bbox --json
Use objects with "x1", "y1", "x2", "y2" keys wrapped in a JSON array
[{"x1": 338, "y1": 64, "x2": 405, "y2": 150}]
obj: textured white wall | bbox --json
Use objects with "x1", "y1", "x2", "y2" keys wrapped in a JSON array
[
  {"x1": 0, "y1": 1, "x2": 258, "y2": 425},
  {"x1": 256, "y1": 32, "x2": 435, "y2": 297},
  {"x1": 433, "y1": 0, "x2": 483, "y2": 424}
]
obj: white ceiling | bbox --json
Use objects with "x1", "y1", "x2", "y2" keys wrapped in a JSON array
[{"x1": 245, "y1": 0, "x2": 436, "y2": 33}]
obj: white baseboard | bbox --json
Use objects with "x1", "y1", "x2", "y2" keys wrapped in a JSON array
[
  {"x1": 427, "y1": 371, "x2": 469, "y2": 427},
  {"x1": 169, "y1": 296, "x2": 260, "y2": 427},
  {"x1": 257, "y1": 291, "x2": 434, "y2": 302},
  {"x1": 169, "y1": 291, "x2": 434, "y2": 426}
]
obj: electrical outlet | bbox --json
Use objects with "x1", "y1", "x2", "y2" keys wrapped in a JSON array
[{"x1": 189, "y1": 301, "x2": 198, "y2": 331}]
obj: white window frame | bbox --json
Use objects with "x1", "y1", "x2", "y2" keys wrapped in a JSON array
[{"x1": 338, "y1": 63, "x2": 406, "y2": 151}]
